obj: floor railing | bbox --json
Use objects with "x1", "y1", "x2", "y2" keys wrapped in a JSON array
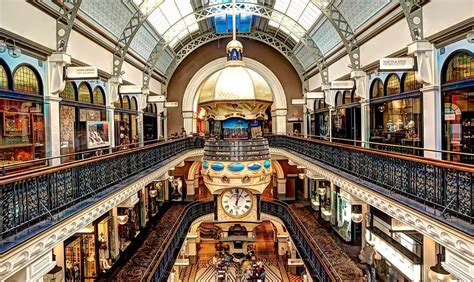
[
  {"x1": 0, "y1": 137, "x2": 205, "y2": 241},
  {"x1": 144, "y1": 199, "x2": 339, "y2": 282},
  {"x1": 267, "y1": 135, "x2": 474, "y2": 229}
]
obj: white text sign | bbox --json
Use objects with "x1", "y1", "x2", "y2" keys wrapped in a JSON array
[
  {"x1": 379, "y1": 57, "x2": 415, "y2": 71},
  {"x1": 65, "y1": 66, "x2": 98, "y2": 79},
  {"x1": 331, "y1": 80, "x2": 354, "y2": 89}
]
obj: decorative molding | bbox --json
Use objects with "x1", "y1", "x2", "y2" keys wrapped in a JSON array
[
  {"x1": 0, "y1": 149, "x2": 203, "y2": 281},
  {"x1": 270, "y1": 148, "x2": 474, "y2": 264}
]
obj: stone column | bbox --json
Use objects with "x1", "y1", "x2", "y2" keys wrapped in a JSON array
[
  {"x1": 271, "y1": 109, "x2": 277, "y2": 133},
  {"x1": 185, "y1": 179, "x2": 195, "y2": 201},
  {"x1": 303, "y1": 176, "x2": 309, "y2": 199},
  {"x1": 192, "y1": 112, "x2": 198, "y2": 134},
  {"x1": 106, "y1": 105, "x2": 116, "y2": 148},
  {"x1": 328, "y1": 106, "x2": 334, "y2": 142},
  {"x1": 163, "y1": 108, "x2": 168, "y2": 139},
  {"x1": 182, "y1": 111, "x2": 194, "y2": 134},
  {"x1": 351, "y1": 70, "x2": 369, "y2": 146},
  {"x1": 277, "y1": 233, "x2": 289, "y2": 256},
  {"x1": 277, "y1": 178, "x2": 287, "y2": 200},
  {"x1": 274, "y1": 109, "x2": 287, "y2": 134},
  {"x1": 186, "y1": 234, "x2": 198, "y2": 264},
  {"x1": 422, "y1": 236, "x2": 437, "y2": 281},
  {"x1": 137, "y1": 110, "x2": 144, "y2": 146},
  {"x1": 108, "y1": 76, "x2": 122, "y2": 147},
  {"x1": 421, "y1": 86, "x2": 441, "y2": 159},
  {"x1": 361, "y1": 203, "x2": 368, "y2": 248},
  {"x1": 45, "y1": 53, "x2": 71, "y2": 165},
  {"x1": 330, "y1": 182, "x2": 336, "y2": 226},
  {"x1": 156, "y1": 102, "x2": 164, "y2": 139}
]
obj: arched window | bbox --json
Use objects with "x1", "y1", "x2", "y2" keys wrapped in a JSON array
[
  {"x1": 385, "y1": 74, "x2": 401, "y2": 95},
  {"x1": 78, "y1": 83, "x2": 92, "y2": 103},
  {"x1": 93, "y1": 87, "x2": 105, "y2": 105},
  {"x1": 335, "y1": 91, "x2": 343, "y2": 106},
  {"x1": 343, "y1": 90, "x2": 352, "y2": 104},
  {"x1": 122, "y1": 96, "x2": 130, "y2": 109},
  {"x1": 114, "y1": 96, "x2": 122, "y2": 109},
  {"x1": 0, "y1": 64, "x2": 8, "y2": 90},
  {"x1": 314, "y1": 98, "x2": 326, "y2": 110},
  {"x1": 402, "y1": 72, "x2": 423, "y2": 92},
  {"x1": 444, "y1": 52, "x2": 474, "y2": 83},
  {"x1": 13, "y1": 65, "x2": 40, "y2": 94},
  {"x1": 153, "y1": 104, "x2": 157, "y2": 113},
  {"x1": 131, "y1": 97, "x2": 138, "y2": 111},
  {"x1": 370, "y1": 79, "x2": 383, "y2": 98},
  {"x1": 60, "y1": 81, "x2": 76, "y2": 100}
]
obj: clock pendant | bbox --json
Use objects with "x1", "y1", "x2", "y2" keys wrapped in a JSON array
[{"x1": 221, "y1": 188, "x2": 253, "y2": 218}]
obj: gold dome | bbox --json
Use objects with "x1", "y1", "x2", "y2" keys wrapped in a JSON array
[{"x1": 198, "y1": 66, "x2": 273, "y2": 104}]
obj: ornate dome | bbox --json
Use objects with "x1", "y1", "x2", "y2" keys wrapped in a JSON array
[{"x1": 198, "y1": 66, "x2": 273, "y2": 104}]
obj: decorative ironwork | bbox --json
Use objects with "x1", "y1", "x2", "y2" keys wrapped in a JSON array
[
  {"x1": 267, "y1": 135, "x2": 474, "y2": 226},
  {"x1": 399, "y1": 0, "x2": 424, "y2": 41},
  {"x1": 0, "y1": 137, "x2": 205, "y2": 239},
  {"x1": 145, "y1": 200, "x2": 337, "y2": 282},
  {"x1": 56, "y1": 0, "x2": 82, "y2": 52}
]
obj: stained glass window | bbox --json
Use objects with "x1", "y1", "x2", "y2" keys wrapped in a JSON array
[
  {"x1": 60, "y1": 82, "x2": 76, "y2": 100},
  {"x1": 343, "y1": 90, "x2": 352, "y2": 104},
  {"x1": 13, "y1": 65, "x2": 40, "y2": 94},
  {"x1": 122, "y1": 96, "x2": 130, "y2": 109},
  {"x1": 403, "y1": 72, "x2": 423, "y2": 92},
  {"x1": 335, "y1": 91, "x2": 343, "y2": 106},
  {"x1": 0, "y1": 64, "x2": 8, "y2": 90},
  {"x1": 131, "y1": 97, "x2": 138, "y2": 111},
  {"x1": 315, "y1": 99, "x2": 326, "y2": 110},
  {"x1": 386, "y1": 74, "x2": 400, "y2": 95},
  {"x1": 371, "y1": 79, "x2": 383, "y2": 98},
  {"x1": 445, "y1": 52, "x2": 474, "y2": 83},
  {"x1": 93, "y1": 87, "x2": 105, "y2": 105},
  {"x1": 78, "y1": 83, "x2": 92, "y2": 103}
]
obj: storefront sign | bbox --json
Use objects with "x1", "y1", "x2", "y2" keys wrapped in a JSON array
[
  {"x1": 165, "y1": 101, "x2": 179, "y2": 108},
  {"x1": 86, "y1": 121, "x2": 110, "y2": 149},
  {"x1": 65, "y1": 66, "x2": 98, "y2": 79},
  {"x1": 444, "y1": 113, "x2": 456, "y2": 121},
  {"x1": 291, "y1": 99, "x2": 306, "y2": 105},
  {"x1": 148, "y1": 95, "x2": 165, "y2": 103},
  {"x1": 379, "y1": 57, "x2": 415, "y2": 71},
  {"x1": 330, "y1": 80, "x2": 354, "y2": 90},
  {"x1": 305, "y1": 92, "x2": 324, "y2": 99},
  {"x1": 119, "y1": 85, "x2": 142, "y2": 94}
]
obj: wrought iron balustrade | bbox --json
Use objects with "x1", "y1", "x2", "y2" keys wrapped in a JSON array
[
  {"x1": 145, "y1": 199, "x2": 339, "y2": 282},
  {"x1": 267, "y1": 135, "x2": 474, "y2": 228},
  {"x1": 0, "y1": 137, "x2": 205, "y2": 241}
]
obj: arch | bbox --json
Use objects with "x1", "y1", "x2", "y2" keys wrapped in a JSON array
[
  {"x1": 385, "y1": 74, "x2": 401, "y2": 96},
  {"x1": 370, "y1": 78, "x2": 384, "y2": 99},
  {"x1": 60, "y1": 81, "x2": 77, "y2": 100},
  {"x1": 271, "y1": 160, "x2": 284, "y2": 179},
  {"x1": 13, "y1": 64, "x2": 42, "y2": 95},
  {"x1": 401, "y1": 72, "x2": 423, "y2": 93},
  {"x1": 122, "y1": 95, "x2": 130, "y2": 109},
  {"x1": 182, "y1": 57, "x2": 287, "y2": 133},
  {"x1": 188, "y1": 161, "x2": 202, "y2": 180},
  {"x1": 114, "y1": 94, "x2": 123, "y2": 109},
  {"x1": 92, "y1": 86, "x2": 105, "y2": 105},
  {"x1": 78, "y1": 82, "x2": 92, "y2": 103},
  {"x1": 442, "y1": 50, "x2": 474, "y2": 84},
  {"x1": 335, "y1": 91, "x2": 343, "y2": 106},
  {"x1": 0, "y1": 59, "x2": 12, "y2": 90},
  {"x1": 343, "y1": 90, "x2": 352, "y2": 104},
  {"x1": 131, "y1": 96, "x2": 138, "y2": 111}
]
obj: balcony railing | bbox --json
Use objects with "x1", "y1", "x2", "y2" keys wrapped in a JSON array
[
  {"x1": 145, "y1": 200, "x2": 340, "y2": 282},
  {"x1": 267, "y1": 135, "x2": 474, "y2": 231},
  {"x1": 0, "y1": 137, "x2": 205, "y2": 245}
]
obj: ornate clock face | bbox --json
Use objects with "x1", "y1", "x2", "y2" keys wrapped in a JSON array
[{"x1": 221, "y1": 188, "x2": 253, "y2": 218}]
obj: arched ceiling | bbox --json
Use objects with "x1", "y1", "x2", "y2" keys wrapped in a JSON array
[{"x1": 76, "y1": 0, "x2": 394, "y2": 84}]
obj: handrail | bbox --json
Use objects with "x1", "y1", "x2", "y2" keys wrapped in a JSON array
[
  {"x1": 301, "y1": 133, "x2": 474, "y2": 158},
  {"x1": 143, "y1": 199, "x2": 345, "y2": 282},
  {"x1": 270, "y1": 134, "x2": 474, "y2": 172},
  {"x1": 0, "y1": 137, "x2": 205, "y2": 241},
  {"x1": 267, "y1": 134, "x2": 474, "y2": 229},
  {"x1": 0, "y1": 136, "x2": 189, "y2": 176}
]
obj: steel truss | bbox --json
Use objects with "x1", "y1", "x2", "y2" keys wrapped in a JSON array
[{"x1": 56, "y1": 0, "x2": 82, "y2": 52}]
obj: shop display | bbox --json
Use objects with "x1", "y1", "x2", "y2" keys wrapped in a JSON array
[
  {"x1": 118, "y1": 205, "x2": 141, "y2": 251},
  {"x1": 86, "y1": 121, "x2": 110, "y2": 149},
  {"x1": 96, "y1": 215, "x2": 116, "y2": 275},
  {"x1": 64, "y1": 231, "x2": 96, "y2": 281}
]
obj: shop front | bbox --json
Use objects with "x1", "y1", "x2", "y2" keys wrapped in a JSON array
[
  {"x1": 116, "y1": 193, "x2": 142, "y2": 252},
  {"x1": 331, "y1": 90, "x2": 361, "y2": 144},
  {"x1": 310, "y1": 178, "x2": 330, "y2": 213},
  {"x1": 114, "y1": 95, "x2": 138, "y2": 147},
  {"x1": 59, "y1": 81, "x2": 108, "y2": 161},
  {"x1": 313, "y1": 98, "x2": 329, "y2": 138},
  {"x1": 330, "y1": 186, "x2": 362, "y2": 245},
  {"x1": 0, "y1": 57, "x2": 46, "y2": 171},
  {"x1": 143, "y1": 103, "x2": 158, "y2": 143},
  {"x1": 369, "y1": 72, "x2": 423, "y2": 155},
  {"x1": 441, "y1": 50, "x2": 474, "y2": 163}
]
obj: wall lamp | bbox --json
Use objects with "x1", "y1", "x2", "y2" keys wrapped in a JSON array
[{"x1": 0, "y1": 39, "x2": 22, "y2": 58}]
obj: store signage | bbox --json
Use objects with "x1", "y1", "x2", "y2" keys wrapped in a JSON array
[
  {"x1": 119, "y1": 85, "x2": 142, "y2": 94},
  {"x1": 291, "y1": 99, "x2": 306, "y2": 105},
  {"x1": 65, "y1": 66, "x2": 98, "y2": 79},
  {"x1": 305, "y1": 92, "x2": 324, "y2": 99},
  {"x1": 444, "y1": 113, "x2": 455, "y2": 121},
  {"x1": 148, "y1": 95, "x2": 165, "y2": 103},
  {"x1": 165, "y1": 101, "x2": 179, "y2": 108},
  {"x1": 379, "y1": 57, "x2": 415, "y2": 71},
  {"x1": 330, "y1": 80, "x2": 354, "y2": 90}
]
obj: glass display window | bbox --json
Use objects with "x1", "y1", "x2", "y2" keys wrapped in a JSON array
[
  {"x1": 117, "y1": 203, "x2": 141, "y2": 251},
  {"x1": 64, "y1": 227, "x2": 96, "y2": 282},
  {"x1": 96, "y1": 215, "x2": 115, "y2": 275},
  {"x1": 442, "y1": 51, "x2": 474, "y2": 163}
]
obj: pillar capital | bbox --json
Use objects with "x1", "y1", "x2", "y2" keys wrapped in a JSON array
[
  {"x1": 407, "y1": 40, "x2": 434, "y2": 85},
  {"x1": 47, "y1": 52, "x2": 71, "y2": 95},
  {"x1": 351, "y1": 69, "x2": 368, "y2": 101},
  {"x1": 107, "y1": 75, "x2": 122, "y2": 106}
]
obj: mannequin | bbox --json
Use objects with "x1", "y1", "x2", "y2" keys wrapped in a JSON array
[
  {"x1": 359, "y1": 244, "x2": 377, "y2": 282},
  {"x1": 99, "y1": 232, "x2": 112, "y2": 272}
]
